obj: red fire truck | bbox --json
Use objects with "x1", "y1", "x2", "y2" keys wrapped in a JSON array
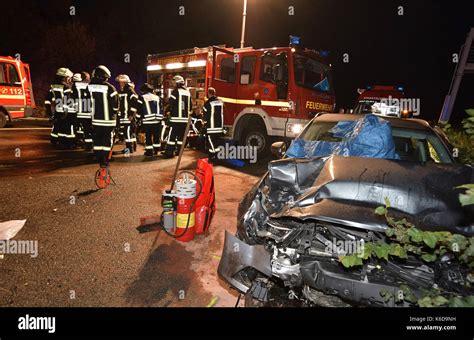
[
  {"x1": 0, "y1": 56, "x2": 36, "y2": 128},
  {"x1": 146, "y1": 44, "x2": 336, "y2": 156},
  {"x1": 353, "y1": 85, "x2": 405, "y2": 117}
]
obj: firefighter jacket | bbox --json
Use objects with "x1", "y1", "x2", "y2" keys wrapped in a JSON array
[
  {"x1": 87, "y1": 80, "x2": 118, "y2": 127},
  {"x1": 168, "y1": 86, "x2": 191, "y2": 124},
  {"x1": 138, "y1": 93, "x2": 163, "y2": 125},
  {"x1": 203, "y1": 96, "x2": 224, "y2": 134},
  {"x1": 118, "y1": 85, "x2": 139, "y2": 125},
  {"x1": 44, "y1": 83, "x2": 72, "y2": 119},
  {"x1": 71, "y1": 82, "x2": 92, "y2": 119}
]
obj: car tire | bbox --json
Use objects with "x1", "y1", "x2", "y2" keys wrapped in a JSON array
[
  {"x1": 240, "y1": 123, "x2": 270, "y2": 160},
  {"x1": 0, "y1": 111, "x2": 7, "y2": 128}
]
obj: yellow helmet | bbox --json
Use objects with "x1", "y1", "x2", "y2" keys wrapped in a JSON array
[{"x1": 56, "y1": 67, "x2": 73, "y2": 78}]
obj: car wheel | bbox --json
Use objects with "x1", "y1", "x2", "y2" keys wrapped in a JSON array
[
  {"x1": 241, "y1": 124, "x2": 270, "y2": 159},
  {"x1": 0, "y1": 111, "x2": 7, "y2": 128}
]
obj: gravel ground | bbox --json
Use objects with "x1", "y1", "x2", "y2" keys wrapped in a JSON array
[{"x1": 0, "y1": 128, "x2": 267, "y2": 307}]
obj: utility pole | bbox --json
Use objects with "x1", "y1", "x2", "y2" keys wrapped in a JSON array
[
  {"x1": 240, "y1": 0, "x2": 248, "y2": 48},
  {"x1": 439, "y1": 27, "x2": 474, "y2": 123}
]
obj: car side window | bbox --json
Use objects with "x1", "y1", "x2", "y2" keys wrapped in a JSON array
[
  {"x1": 218, "y1": 57, "x2": 235, "y2": 83},
  {"x1": 8, "y1": 64, "x2": 20, "y2": 85},
  {"x1": 260, "y1": 54, "x2": 277, "y2": 84},
  {"x1": 240, "y1": 56, "x2": 256, "y2": 85},
  {"x1": 0, "y1": 63, "x2": 21, "y2": 87},
  {"x1": 427, "y1": 141, "x2": 441, "y2": 163},
  {"x1": 0, "y1": 63, "x2": 7, "y2": 84}
]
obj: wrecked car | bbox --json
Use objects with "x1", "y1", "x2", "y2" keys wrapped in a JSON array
[{"x1": 218, "y1": 113, "x2": 474, "y2": 307}]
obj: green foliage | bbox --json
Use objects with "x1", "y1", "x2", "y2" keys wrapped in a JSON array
[
  {"x1": 340, "y1": 255, "x2": 363, "y2": 268},
  {"x1": 338, "y1": 197, "x2": 474, "y2": 307},
  {"x1": 457, "y1": 184, "x2": 474, "y2": 206},
  {"x1": 441, "y1": 109, "x2": 474, "y2": 164}
]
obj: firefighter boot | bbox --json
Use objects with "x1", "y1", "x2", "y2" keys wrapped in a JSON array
[{"x1": 126, "y1": 142, "x2": 134, "y2": 154}]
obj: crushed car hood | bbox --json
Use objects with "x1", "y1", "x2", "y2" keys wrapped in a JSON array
[{"x1": 264, "y1": 155, "x2": 474, "y2": 236}]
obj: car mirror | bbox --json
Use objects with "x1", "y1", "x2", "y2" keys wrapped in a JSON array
[{"x1": 271, "y1": 141, "x2": 286, "y2": 159}]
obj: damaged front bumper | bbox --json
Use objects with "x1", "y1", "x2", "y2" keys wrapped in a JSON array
[
  {"x1": 217, "y1": 231, "x2": 272, "y2": 293},
  {"x1": 217, "y1": 155, "x2": 474, "y2": 306}
]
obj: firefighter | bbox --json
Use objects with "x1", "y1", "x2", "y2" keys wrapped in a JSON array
[
  {"x1": 88, "y1": 65, "x2": 119, "y2": 167},
  {"x1": 58, "y1": 72, "x2": 76, "y2": 148},
  {"x1": 137, "y1": 83, "x2": 163, "y2": 157},
  {"x1": 45, "y1": 67, "x2": 73, "y2": 147},
  {"x1": 164, "y1": 75, "x2": 191, "y2": 158},
  {"x1": 202, "y1": 87, "x2": 224, "y2": 157},
  {"x1": 116, "y1": 74, "x2": 139, "y2": 154},
  {"x1": 71, "y1": 72, "x2": 93, "y2": 150}
]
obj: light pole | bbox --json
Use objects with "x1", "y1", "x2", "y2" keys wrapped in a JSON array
[{"x1": 240, "y1": 0, "x2": 248, "y2": 48}]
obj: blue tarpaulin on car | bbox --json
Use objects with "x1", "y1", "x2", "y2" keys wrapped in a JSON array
[{"x1": 286, "y1": 114, "x2": 400, "y2": 159}]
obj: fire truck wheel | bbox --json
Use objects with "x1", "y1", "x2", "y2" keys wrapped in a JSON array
[
  {"x1": 0, "y1": 111, "x2": 7, "y2": 128},
  {"x1": 241, "y1": 124, "x2": 270, "y2": 158}
]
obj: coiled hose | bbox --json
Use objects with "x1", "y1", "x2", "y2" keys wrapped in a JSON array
[{"x1": 160, "y1": 170, "x2": 203, "y2": 238}]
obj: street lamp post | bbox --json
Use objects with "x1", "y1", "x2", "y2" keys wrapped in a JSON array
[{"x1": 240, "y1": 0, "x2": 248, "y2": 48}]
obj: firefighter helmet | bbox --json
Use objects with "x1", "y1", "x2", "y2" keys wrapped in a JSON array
[
  {"x1": 115, "y1": 74, "x2": 131, "y2": 83},
  {"x1": 80, "y1": 71, "x2": 91, "y2": 82},
  {"x1": 208, "y1": 87, "x2": 216, "y2": 96},
  {"x1": 172, "y1": 75, "x2": 185, "y2": 85},
  {"x1": 56, "y1": 68, "x2": 73, "y2": 78},
  {"x1": 92, "y1": 65, "x2": 112, "y2": 80},
  {"x1": 73, "y1": 73, "x2": 82, "y2": 82},
  {"x1": 140, "y1": 83, "x2": 154, "y2": 93}
]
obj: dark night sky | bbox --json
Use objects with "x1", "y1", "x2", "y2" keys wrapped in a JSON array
[{"x1": 1, "y1": 0, "x2": 473, "y2": 122}]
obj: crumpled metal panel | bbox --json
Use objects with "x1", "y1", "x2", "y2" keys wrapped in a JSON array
[
  {"x1": 217, "y1": 231, "x2": 272, "y2": 293},
  {"x1": 265, "y1": 155, "x2": 474, "y2": 236}
]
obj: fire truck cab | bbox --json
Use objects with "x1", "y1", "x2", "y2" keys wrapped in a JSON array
[
  {"x1": 354, "y1": 85, "x2": 405, "y2": 117},
  {"x1": 0, "y1": 56, "x2": 36, "y2": 128},
  {"x1": 147, "y1": 43, "x2": 335, "y2": 156}
]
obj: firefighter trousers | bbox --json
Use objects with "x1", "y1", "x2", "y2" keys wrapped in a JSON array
[
  {"x1": 92, "y1": 125, "x2": 114, "y2": 166},
  {"x1": 165, "y1": 122, "x2": 186, "y2": 157},
  {"x1": 58, "y1": 113, "x2": 77, "y2": 146},
  {"x1": 50, "y1": 117, "x2": 61, "y2": 144},
  {"x1": 206, "y1": 132, "x2": 223, "y2": 156},
  {"x1": 143, "y1": 123, "x2": 162, "y2": 155},
  {"x1": 78, "y1": 117, "x2": 93, "y2": 149},
  {"x1": 119, "y1": 123, "x2": 136, "y2": 153}
]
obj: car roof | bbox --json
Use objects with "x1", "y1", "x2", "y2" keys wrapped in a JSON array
[{"x1": 314, "y1": 113, "x2": 433, "y2": 131}]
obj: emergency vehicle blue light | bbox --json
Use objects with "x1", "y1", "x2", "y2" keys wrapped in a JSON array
[
  {"x1": 366, "y1": 85, "x2": 373, "y2": 90},
  {"x1": 290, "y1": 35, "x2": 301, "y2": 46},
  {"x1": 320, "y1": 50, "x2": 330, "y2": 57},
  {"x1": 397, "y1": 86, "x2": 404, "y2": 91}
]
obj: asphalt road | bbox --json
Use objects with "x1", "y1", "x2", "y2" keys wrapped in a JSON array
[{"x1": 0, "y1": 120, "x2": 268, "y2": 307}]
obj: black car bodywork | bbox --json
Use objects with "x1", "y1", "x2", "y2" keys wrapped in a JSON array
[{"x1": 218, "y1": 115, "x2": 474, "y2": 307}]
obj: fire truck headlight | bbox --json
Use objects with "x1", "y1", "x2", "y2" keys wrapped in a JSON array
[{"x1": 287, "y1": 123, "x2": 304, "y2": 135}]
